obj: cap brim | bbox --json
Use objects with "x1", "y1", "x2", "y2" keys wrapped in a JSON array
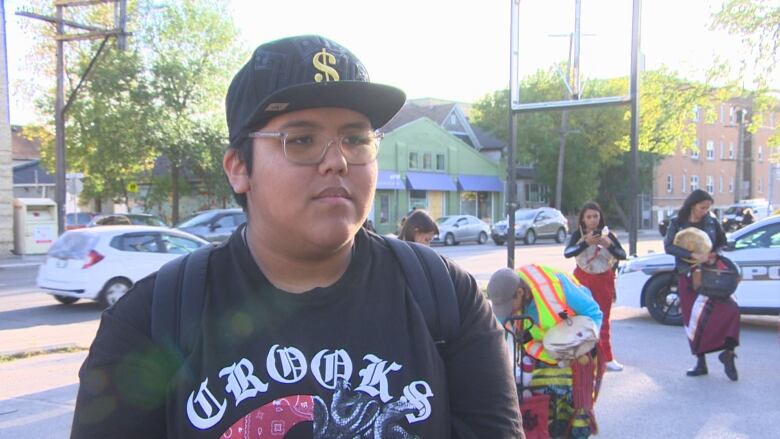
[{"x1": 244, "y1": 81, "x2": 406, "y2": 134}]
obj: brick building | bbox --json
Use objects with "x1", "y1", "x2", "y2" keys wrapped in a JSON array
[{"x1": 653, "y1": 99, "x2": 779, "y2": 224}]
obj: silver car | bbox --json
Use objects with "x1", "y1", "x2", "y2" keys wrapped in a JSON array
[
  {"x1": 432, "y1": 215, "x2": 491, "y2": 246},
  {"x1": 175, "y1": 208, "x2": 247, "y2": 243},
  {"x1": 490, "y1": 207, "x2": 568, "y2": 245}
]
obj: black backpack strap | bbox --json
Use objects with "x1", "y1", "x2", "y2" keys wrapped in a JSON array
[
  {"x1": 383, "y1": 236, "x2": 460, "y2": 346},
  {"x1": 151, "y1": 245, "x2": 214, "y2": 357}
]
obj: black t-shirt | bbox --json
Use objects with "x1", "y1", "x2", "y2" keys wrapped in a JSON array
[{"x1": 71, "y1": 227, "x2": 522, "y2": 438}]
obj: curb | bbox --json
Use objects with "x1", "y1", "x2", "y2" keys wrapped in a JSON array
[{"x1": 0, "y1": 262, "x2": 43, "y2": 269}]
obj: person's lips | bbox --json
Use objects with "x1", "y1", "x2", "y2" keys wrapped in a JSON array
[{"x1": 314, "y1": 187, "x2": 350, "y2": 200}]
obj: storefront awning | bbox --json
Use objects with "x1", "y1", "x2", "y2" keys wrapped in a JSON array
[
  {"x1": 457, "y1": 175, "x2": 504, "y2": 192},
  {"x1": 376, "y1": 170, "x2": 405, "y2": 190},
  {"x1": 405, "y1": 172, "x2": 457, "y2": 191}
]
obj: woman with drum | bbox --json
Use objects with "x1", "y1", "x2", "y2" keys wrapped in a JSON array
[
  {"x1": 664, "y1": 189, "x2": 739, "y2": 381},
  {"x1": 565, "y1": 202, "x2": 627, "y2": 372}
]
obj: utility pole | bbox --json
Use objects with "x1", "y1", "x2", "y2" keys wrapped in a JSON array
[
  {"x1": 17, "y1": 0, "x2": 130, "y2": 235},
  {"x1": 552, "y1": 0, "x2": 585, "y2": 212},
  {"x1": 734, "y1": 108, "x2": 746, "y2": 203}
]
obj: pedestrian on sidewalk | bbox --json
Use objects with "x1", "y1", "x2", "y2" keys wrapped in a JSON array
[
  {"x1": 564, "y1": 201, "x2": 627, "y2": 372},
  {"x1": 664, "y1": 189, "x2": 739, "y2": 381},
  {"x1": 398, "y1": 209, "x2": 439, "y2": 246},
  {"x1": 70, "y1": 35, "x2": 521, "y2": 438}
]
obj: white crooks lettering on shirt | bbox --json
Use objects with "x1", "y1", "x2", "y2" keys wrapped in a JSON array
[{"x1": 186, "y1": 345, "x2": 434, "y2": 430}]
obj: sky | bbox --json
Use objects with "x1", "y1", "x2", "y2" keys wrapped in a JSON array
[{"x1": 4, "y1": 0, "x2": 767, "y2": 126}]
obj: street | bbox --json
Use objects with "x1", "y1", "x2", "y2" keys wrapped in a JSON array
[{"x1": 1, "y1": 235, "x2": 779, "y2": 438}]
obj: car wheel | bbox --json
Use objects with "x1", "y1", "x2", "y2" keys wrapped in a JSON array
[
  {"x1": 555, "y1": 227, "x2": 567, "y2": 243},
  {"x1": 478, "y1": 232, "x2": 488, "y2": 244},
  {"x1": 53, "y1": 295, "x2": 79, "y2": 305},
  {"x1": 524, "y1": 229, "x2": 537, "y2": 245},
  {"x1": 643, "y1": 272, "x2": 683, "y2": 326},
  {"x1": 444, "y1": 233, "x2": 455, "y2": 246},
  {"x1": 494, "y1": 238, "x2": 505, "y2": 246},
  {"x1": 100, "y1": 278, "x2": 132, "y2": 308}
]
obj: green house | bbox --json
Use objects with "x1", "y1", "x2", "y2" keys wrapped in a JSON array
[{"x1": 372, "y1": 117, "x2": 505, "y2": 235}]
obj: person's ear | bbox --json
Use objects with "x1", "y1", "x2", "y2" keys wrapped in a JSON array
[{"x1": 223, "y1": 148, "x2": 250, "y2": 194}]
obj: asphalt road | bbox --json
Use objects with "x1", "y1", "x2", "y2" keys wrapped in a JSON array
[{"x1": 1, "y1": 236, "x2": 778, "y2": 438}]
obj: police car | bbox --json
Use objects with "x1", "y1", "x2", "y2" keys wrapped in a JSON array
[{"x1": 616, "y1": 215, "x2": 780, "y2": 325}]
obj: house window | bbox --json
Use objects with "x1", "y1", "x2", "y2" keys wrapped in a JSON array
[
  {"x1": 720, "y1": 105, "x2": 725, "y2": 123},
  {"x1": 719, "y1": 176, "x2": 724, "y2": 193},
  {"x1": 682, "y1": 174, "x2": 687, "y2": 193},
  {"x1": 706, "y1": 176, "x2": 714, "y2": 193},
  {"x1": 436, "y1": 153, "x2": 445, "y2": 171},
  {"x1": 379, "y1": 194, "x2": 390, "y2": 224},
  {"x1": 758, "y1": 145, "x2": 763, "y2": 162},
  {"x1": 729, "y1": 177, "x2": 734, "y2": 193},
  {"x1": 408, "y1": 152, "x2": 418, "y2": 169},
  {"x1": 692, "y1": 106, "x2": 700, "y2": 122},
  {"x1": 719, "y1": 141, "x2": 724, "y2": 159},
  {"x1": 460, "y1": 192, "x2": 477, "y2": 216},
  {"x1": 409, "y1": 190, "x2": 427, "y2": 209},
  {"x1": 706, "y1": 141, "x2": 714, "y2": 160},
  {"x1": 666, "y1": 175, "x2": 673, "y2": 193},
  {"x1": 729, "y1": 142, "x2": 734, "y2": 159},
  {"x1": 423, "y1": 152, "x2": 432, "y2": 170},
  {"x1": 729, "y1": 106, "x2": 736, "y2": 124},
  {"x1": 758, "y1": 177, "x2": 763, "y2": 193},
  {"x1": 526, "y1": 183, "x2": 548, "y2": 203},
  {"x1": 691, "y1": 175, "x2": 699, "y2": 192},
  {"x1": 691, "y1": 139, "x2": 700, "y2": 159}
]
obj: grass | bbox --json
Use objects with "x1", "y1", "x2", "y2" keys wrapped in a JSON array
[{"x1": 0, "y1": 345, "x2": 88, "y2": 363}]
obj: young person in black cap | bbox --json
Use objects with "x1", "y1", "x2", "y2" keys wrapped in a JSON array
[{"x1": 71, "y1": 35, "x2": 522, "y2": 438}]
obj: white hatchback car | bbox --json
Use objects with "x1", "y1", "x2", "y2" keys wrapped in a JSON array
[
  {"x1": 37, "y1": 226, "x2": 209, "y2": 307},
  {"x1": 616, "y1": 215, "x2": 780, "y2": 325}
]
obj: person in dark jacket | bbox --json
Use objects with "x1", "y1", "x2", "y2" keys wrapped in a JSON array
[
  {"x1": 664, "y1": 189, "x2": 739, "y2": 381},
  {"x1": 564, "y1": 202, "x2": 626, "y2": 371}
]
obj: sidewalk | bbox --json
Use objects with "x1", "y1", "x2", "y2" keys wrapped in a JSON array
[{"x1": 0, "y1": 252, "x2": 46, "y2": 269}]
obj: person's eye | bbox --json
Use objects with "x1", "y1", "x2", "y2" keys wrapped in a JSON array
[
  {"x1": 285, "y1": 133, "x2": 316, "y2": 146},
  {"x1": 342, "y1": 133, "x2": 373, "y2": 146}
]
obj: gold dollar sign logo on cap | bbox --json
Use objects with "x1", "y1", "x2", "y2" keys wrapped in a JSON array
[{"x1": 312, "y1": 48, "x2": 340, "y2": 82}]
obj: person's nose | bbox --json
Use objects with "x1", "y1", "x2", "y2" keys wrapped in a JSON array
[{"x1": 317, "y1": 137, "x2": 348, "y2": 175}]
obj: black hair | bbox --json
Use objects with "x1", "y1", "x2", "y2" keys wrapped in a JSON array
[
  {"x1": 677, "y1": 189, "x2": 714, "y2": 223},
  {"x1": 577, "y1": 201, "x2": 606, "y2": 233},
  {"x1": 227, "y1": 137, "x2": 254, "y2": 211},
  {"x1": 399, "y1": 210, "x2": 439, "y2": 242}
]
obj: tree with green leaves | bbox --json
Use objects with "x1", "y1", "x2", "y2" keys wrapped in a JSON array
[
  {"x1": 471, "y1": 67, "x2": 712, "y2": 226},
  {"x1": 20, "y1": 0, "x2": 245, "y2": 222}
]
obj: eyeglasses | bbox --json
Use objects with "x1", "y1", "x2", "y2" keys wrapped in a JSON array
[{"x1": 248, "y1": 129, "x2": 384, "y2": 165}]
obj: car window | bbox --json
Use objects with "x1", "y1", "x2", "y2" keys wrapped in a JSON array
[
  {"x1": 515, "y1": 210, "x2": 536, "y2": 221},
  {"x1": 468, "y1": 217, "x2": 479, "y2": 225},
  {"x1": 48, "y1": 233, "x2": 99, "y2": 259},
  {"x1": 537, "y1": 212, "x2": 549, "y2": 221},
  {"x1": 234, "y1": 212, "x2": 247, "y2": 226},
  {"x1": 734, "y1": 224, "x2": 780, "y2": 250},
  {"x1": 177, "y1": 211, "x2": 219, "y2": 228},
  {"x1": 215, "y1": 215, "x2": 234, "y2": 228},
  {"x1": 457, "y1": 217, "x2": 468, "y2": 226},
  {"x1": 116, "y1": 233, "x2": 161, "y2": 253},
  {"x1": 161, "y1": 234, "x2": 202, "y2": 254}
]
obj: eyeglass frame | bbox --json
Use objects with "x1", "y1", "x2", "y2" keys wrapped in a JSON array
[{"x1": 247, "y1": 129, "x2": 384, "y2": 165}]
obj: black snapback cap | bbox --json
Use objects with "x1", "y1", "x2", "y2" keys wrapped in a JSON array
[{"x1": 226, "y1": 35, "x2": 406, "y2": 147}]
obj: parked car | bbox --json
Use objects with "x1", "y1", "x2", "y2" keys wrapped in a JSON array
[
  {"x1": 175, "y1": 208, "x2": 247, "y2": 243},
  {"x1": 431, "y1": 215, "x2": 491, "y2": 246},
  {"x1": 490, "y1": 207, "x2": 568, "y2": 245},
  {"x1": 65, "y1": 212, "x2": 97, "y2": 230},
  {"x1": 88, "y1": 213, "x2": 168, "y2": 227},
  {"x1": 616, "y1": 214, "x2": 780, "y2": 325},
  {"x1": 658, "y1": 209, "x2": 679, "y2": 237},
  {"x1": 36, "y1": 226, "x2": 209, "y2": 307}
]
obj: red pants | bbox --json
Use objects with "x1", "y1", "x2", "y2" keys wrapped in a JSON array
[{"x1": 574, "y1": 267, "x2": 616, "y2": 361}]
